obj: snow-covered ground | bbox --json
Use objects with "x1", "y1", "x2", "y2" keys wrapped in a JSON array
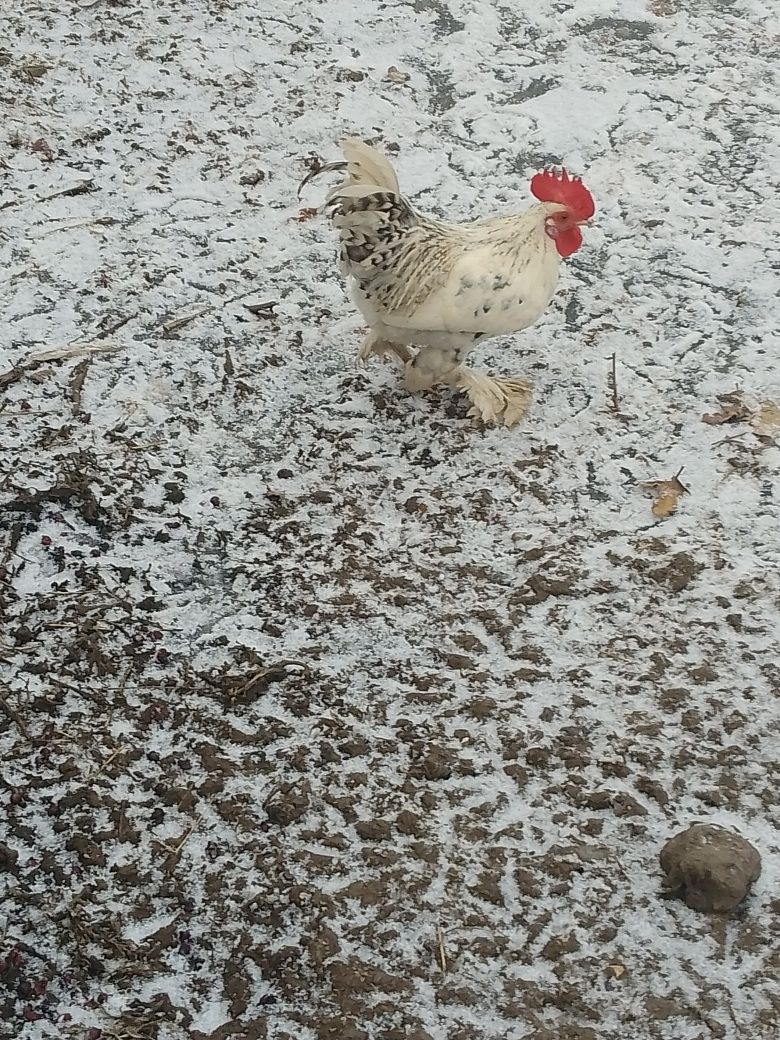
[{"x1": 2, "y1": 1, "x2": 779, "y2": 1038}]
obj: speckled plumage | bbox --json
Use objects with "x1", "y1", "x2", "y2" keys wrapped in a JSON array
[
  {"x1": 305, "y1": 139, "x2": 574, "y2": 426},
  {"x1": 323, "y1": 140, "x2": 562, "y2": 347}
]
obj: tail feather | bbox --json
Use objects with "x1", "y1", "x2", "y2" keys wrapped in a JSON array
[
  {"x1": 328, "y1": 183, "x2": 394, "y2": 203},
  {"x1": 297, "y1": 139, "x2": 401, "y2": 200},
  {"x1": 298, "y1": 139, "x2": 420, "y2": 299},
  {"x1": 339, "y1": 138, "x2": 400, "y2": 194}
]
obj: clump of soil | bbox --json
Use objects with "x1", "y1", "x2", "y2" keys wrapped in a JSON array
[{"x1": 660, "y1": 823, "x2": 761, "y2": 912}]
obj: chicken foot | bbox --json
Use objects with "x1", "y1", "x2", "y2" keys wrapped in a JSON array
[
  {"x1": 403, "y1": 349, "x2": 532, "y2": 428},
  {"x1": 456, "y1": 368, "x2": 533, "y2": 428},
  {"x1": 356, "y1": 333, "x2": 412, "y2": 368}
]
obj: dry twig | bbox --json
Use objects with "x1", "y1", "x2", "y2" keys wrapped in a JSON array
[
  {"x1": 158, "y1": 305, "x2": 213, "y2": 336},
  {"x1": 153, "y1": 820, "x2": 198, "y2": 863},
  {"x1": 0, "y1": 342, "x2": 121, "y2": 391},
  {"x1": 0, "y1": 694, "x2": 28, "y2": 737},
  {"x1": 607, "y1": 352, "x2": 619, "y2": 412},
  {"x1": 84, "y1": 745, "x2": 128, "y2": 782},
  {"x1": 436, "y1": 924, "x2": 447, "y2": 973}
]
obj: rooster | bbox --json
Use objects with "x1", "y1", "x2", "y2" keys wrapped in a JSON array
[{"x1": 299, "y1": 140, "x2": 595, "y2": 427}]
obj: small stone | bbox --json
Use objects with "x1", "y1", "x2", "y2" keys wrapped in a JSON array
[
  {"x1": 503, "y1": 763, "x2": 529, "y2": 787},
  {"x1": 660, "y1": 823, "x2": 761, "y2": 912},
  {"x1": 445, "y1": 653, "x2": 474, "y2": 671},
  {"x1": 65, "y1": 834, "x2": 106, "y2": 867},
  {"x1": 584, "y1": 790, "x2": 612, "y2": 810},
  {"x1": 468, "y1": 696, "x2": 497, "y2": 718},
  {"x1": 612, "y1": 793, "x2": 647, "y2": 817}
]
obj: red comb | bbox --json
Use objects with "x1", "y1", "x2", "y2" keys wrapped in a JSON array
[{"x1": 530, "y1": 168, "x2": 595, "y2": 221}]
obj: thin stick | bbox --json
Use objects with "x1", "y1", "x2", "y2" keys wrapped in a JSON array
[
  {"x1": 0, "y1": 341, "x2": 121, "y2": 390},
  {"x1": 172, "y1": 821, "x2": 197, "y2": 854},
  {"x1": 116, "y1": 665, "x2": 133, "y2": 699},
  {"x1": 153, "y1": 820, "x2": 197, "y2": 857},
  {"x1": 714, "y1": 432, "x2": 749, "y2": 447},
  {"x1": 607, "y1": 352, "x2": 619, "y2": 412},
  {"x1": 436, "y1": 924, "x2": 447, "y2": 973},
  {"x1": 0, "y1": 694, "x2": 28, "y2": 738},
  {"x1": 38, "y1": 216, "x2": 117, "y2": 235},
  {"x1": 68, "y1": 358, "x2": 90, "y2": 413},
  {"x1": 84, "y1": 744, "x2": 127, "y2": 782},
  {"x1": 38, "y1": 178, "x2": 95, "y2": 202},
  {"x1": 0, "y1": 410, "x2": 59, "y2": 419},
  {"x1": 158, "y1": 305, "x2": 213, "y2": 336}
]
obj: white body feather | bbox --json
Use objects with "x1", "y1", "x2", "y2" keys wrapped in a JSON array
[{"x1": 324, "y1": 140, "x2": 565, "y2": 367}]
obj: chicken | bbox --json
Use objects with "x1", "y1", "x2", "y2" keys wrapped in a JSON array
[{"x1": 299, "y1": 140, "x2": 595, "y2": 427}]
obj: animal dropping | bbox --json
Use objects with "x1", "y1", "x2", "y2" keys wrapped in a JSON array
[{"x1": 299, "y1": 139, "x2": 594, "y2": 428}]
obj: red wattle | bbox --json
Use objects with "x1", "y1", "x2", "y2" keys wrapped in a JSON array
[{"x1": 555, "y1": 225, "x2": 583, "y2": 258}]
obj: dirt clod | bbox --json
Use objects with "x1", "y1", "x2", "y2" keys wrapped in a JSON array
[
  {"x1": 420, "y1": 747, "x2": 453, "y2": 780},
  {"x1": 541, "y1": 933, "x2": 581, "y2": 960},
  {"x1": 0, "y1": 843, "x2": 19, "y2": 872},
  {"x1": 65, "y1": 833, "x2": 106, "y2": 867},
  {"x1": 395, "y1": 810, "x2": 422, "y2": 835},
  {"x1": 660, "y1": 823, "x2": 762, "y2": 912},
  {"x1": 355, "y1": 819, "x2": 392, "y2": 841},
  {"x1": 266, "y1": 784, "x2": 310, "y2": 826}
]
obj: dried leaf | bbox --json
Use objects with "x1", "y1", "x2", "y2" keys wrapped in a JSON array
[
  {"x1": 31, "y1": 138, "x2": 54, "y2": 162},
  {"x1": 751, "y1": 400, "x2": 780, "y2": 434},
  {"x1": 39, "y1": 177, "x2": 95, "y2": 202},
  {"x1": 243, "y1": 300, "x2": 277, "y2": 318},
  {"x1": 68, "y1": 358, "x2": 90, "y2": 414},
  {"x1": 385, "y1": 65, "x2": 410, "y2": 84},
  {"x1": 650, "y1": 487, "x2": 683, "y2": 519},
  {"x1": 18, "y1": 62, "x2": 50, "y2": 83},
  {"x1": 160, "y1": 305, "x2": 213, "y2": 336},
  {"x1": 640, "y1": 469, "x2": 689, "y2": 519},
  {"x1": 292, "y1": 207, "x2": 318, "y2": 222},
  {"x1": 702, "y1": 396, "x2": 751, "y2": 425}
]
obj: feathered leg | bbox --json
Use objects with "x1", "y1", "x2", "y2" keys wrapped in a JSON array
[
  {"x1": 403, "y1": 346, "x2": 460, "y2": 391},
  {"x1": 456, "y1": 368, "x2": 533, "y2": 428},
  {"x1": 403, "y1": 346, "x2": 531, "y2": 427},
  {"x1": 357, "y1": 333, "x2": 412, "y2": 368}
]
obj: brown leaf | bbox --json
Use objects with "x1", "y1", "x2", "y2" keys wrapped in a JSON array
[
  {"x1": 640, "y1": 469, "x2": 689, "y2": 519},
  {"x1": 702, "y1": 396, "x2": 751, "y2": 425},
  {"x1": 31, "y1": 137, "x2": 54, "y2": 161}
]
